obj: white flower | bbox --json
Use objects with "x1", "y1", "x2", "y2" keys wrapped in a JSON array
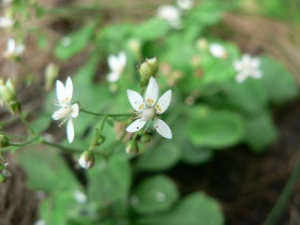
[
  {"x1": 73, "y1": 190, "x2": 87, "y2": 203},
  {"x1": 107, "y1": 51, "x2": 127, "y2": 82},
  {"x1": 209, "y1": 43, "x2": 228, "y2": 59},
  {"x1": 1, "y1": 0, "x2": 13, "y2": 6},
  {"x1": 157, "y1": 5, "x2": 181, "y2": 29},
  {"x1": 3, "y1": 38, "x2": 25, "y2": 58},
  {"x1": 177, "y1": 0, "x2": 193, "y2": 10},
  {"x1": 126, "y1": 77, "x2": 172, "y2": 139},
  {"x1": 52, "y1": 77, "x2": 79, "y2": 143},
  {"x1": 0, "y1": 16, "x2": 14, "y2": 28},
  {"x1": 234, "y1": 54, "x2": 262, "y2": 83}
]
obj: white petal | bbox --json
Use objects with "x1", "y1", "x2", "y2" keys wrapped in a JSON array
[
  {"x1": 252, "y1": 70, "x2": 263, "y2": 79},
  {"x1": 108, "y1": 55, "x2": 118, "y2": 71},
  {"x1": 56, "y1": 80, "x2": 66, "y2": 101},
  {"x1": 145, "y1": 77, "x2": 159, "y2": 106},
  {"x1": 67, "y1": 119, "x2": 74, "y2": 143},
  {"x1": 126, "y1": 120, "x2": 147, "y2": 132},
  {"x1": 252, "y1": 57, "x2": 260, "y2": 68},
  {"x1": 107, "y1": 72, "x2": 121, "y2": 82},
  {"x1": 235, "y1": 73, "x2": 247, "y2": 83},
  {"x1": 15, "y1": 44, "x2": 25, "y2": 55},
  {"x1": 127, "y1": 90, "x2": 144, "y2": 112},
  {"x1": 233, "y1": 60, "x2": 242, "y2": 71},
  {"x1": 7, "y1": 38, "x2": 15, "y2": 53},
  {"x1": 72, "y1": 103, "x2": 79, "y2": 118},
  {"x1": 119, "y1": 51, "x2": 127, "y2": 66},
  {"x1": 155, "y1": 90, "x2": 171, "y2": 114},
  {"x1": 154, "y1": 118, "x2": 172, "y2": 139},
  {"x1": 65, "y1": 77, "x2": 73, "y2": 101}
]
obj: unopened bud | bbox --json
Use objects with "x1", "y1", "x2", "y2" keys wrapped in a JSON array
[
  {"x1": 126, "y1": 140, "x2": 139, "y2": 154},
  {"x1": 45, "y1": 62, "x2": 59, "y2": 91},
  {"x1": 78, "y1": 151, "x2": 95, "y2": 169},
  {"x1": 139, "y1": 57, "x2": 158, "y2": 82},
  {"x1": 0, "y1": 135, "x2": 10, "y2": 147},
  {"x1": 96, "y1": 135, "x2": 105, "y2": 146},
  {"x1": 0, "y1": 79, "x2": 16, "y2": 103},
  {"x1": 141, "y1": 133, "x2": 151, "y2": 143}
]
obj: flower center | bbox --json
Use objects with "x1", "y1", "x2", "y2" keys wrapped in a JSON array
[
  {"x1": 55, "y1": 105, "x2": 72, "y2": 119},
  {"x1": 141, "y1": 108, "x2": 155, "y2": 121}
]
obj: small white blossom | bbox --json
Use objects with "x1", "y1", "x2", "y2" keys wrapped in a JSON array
[
  {"x1": 0, "y1": 16, "x2": 14, "y2": 28},
  {"x1": 3, "y1": 38, "x2": 25, "y2": 59},
  {"x1": 126, "y1": 77, "x2": 172, "y2": 139},
  {"x1": 177, "y1": 0, "x2": 193, "y2": 10},
  {"x1": 107, "y1": 51, "x2": 127, "y2": 82},
  {"x1": 234, "y1": 54, "x2": 262, "y2": 83},
  {"x1": 52, "y1": 77, "x2": 79, "y2": 143},
  {"x1": 209, "y1": 43, "x2": 228, "y2": 59},
  {"x1": 157, "y1": 5, "x2": 181, "y2": 29},
  {"x1": 73, "y1": 190, "x2": 87, "y2": 203}
]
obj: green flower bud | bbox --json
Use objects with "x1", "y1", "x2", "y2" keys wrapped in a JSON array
[
  {"x1": 45, "y1": 62, "x2": 59, "y2": 91},
  {"x1": 126, "y1": 140, "x2": 139, "y2": 154},
  {"x1": 139, "y1": 57, "x2": 158, "y2": 82},
  {"x1": 141, "y1": 133, "x2": 151, "y2": 143},
  {"x1": 0, "y1": 79, "x2": 16, "y2": 103},
  {"x1": 0, "y1": 135, "x2": 10, "y2": 147},
  {"x1": 78, "y1": 151, "x2": 95, "y2": 169},
  {"x1": 9, "y1": 100, "x2": 21, "y2": 114},
  {"x1": 96, "y1": 135, "x2": 105, "y2": 146}
]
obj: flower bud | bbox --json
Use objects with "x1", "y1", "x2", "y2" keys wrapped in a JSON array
[
  {"x1": 126, "y1": 140, "x2": 139, "y2": 154},
  {"x1": 141, "y1": 133, "x2": 151, "y2": 143},
  {"x1": 78, "y1": 150, "x2": 95, "y2": 169},
  {"x1": 0, "y1": 135, "x2": 10, "y2": 147},
  {"x1": 0, "y1": 79, "x2": 16, "y2": 103},
  {"x1": 139, "y1": 57, "x2": 158, "y2": 82},
  {"x1": 96, "y1": 135, "x2": 105, "y2": 145},
  {"x1": 45, "y1": 62, "x2": 59, "y2": 91}
]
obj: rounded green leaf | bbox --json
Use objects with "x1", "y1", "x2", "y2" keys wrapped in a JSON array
[
  {"x1": 137, "y1": 192, "x2": 224, "y2": 225},
  {"x1": 131, "y1": 175, "x2": 179, "y2": 214},
  {"x1": 187, "y1": 107, "x2": 245, "y2": 148},
  {"x1": 137, "y1": 141, "x2": 181, "y2": 171}
]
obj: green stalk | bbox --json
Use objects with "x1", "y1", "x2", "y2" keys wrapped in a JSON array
[{"x1": 263, "y1": 153, "x2": 300, "y2": 225}]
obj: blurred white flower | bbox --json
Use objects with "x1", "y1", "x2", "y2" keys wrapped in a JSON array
[
  {"x1": 1, "y1": 0, "x2": 12, "y2": 6},
  {"x1": 157, "y1": 5, "x2": 181, "y2": 29},
  {"x1": 209, "y1": 43, "x2": 228, "y2": 59},
  {"x1": 34, "y1": 220, "x2": 46, "y2": 225},
  {"x1": 3, "y1": 38, "x2": 25, "y2": 59},
  {"x1": 177, "y1": 0, "x2": 194, "y2": 10},
  {"x1": 126, "y1": 77, "x2": 172, "y2": 139},
  {"x1": 234, "y1": 54, "x2": 262, "y2": 83},
  {"x1": 73, "y1": 190, "x2": 87, "y2": 203},
  {"x1": 52, "y1": 77, "x2": 79, "y2": 143},
  {"x1": 107, "y1": 51, "x2": 127, "y2": 82},
  {"x1": 60, "y1": 36, "x2": 72, "y2": 46},
  {"x1": 0, "y1": 16, "x2": 14, "y2": 28}
]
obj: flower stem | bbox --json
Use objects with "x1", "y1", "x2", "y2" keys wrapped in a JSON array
[
  {"x1": 42, "y1": 140, "x2": 82, "y2": 153},
  {"x1": 89, "y1": 115, "x2": 108, "y2": 151},
  {"x1": 18, "y1": 112, "x2": 36, "y2": 135},
  {"x1": 9, "y1": 134, "x2": 40, "y2": 147},
  {"x1": 81, "y1": 108, "x2": 131, "y2": 119}
]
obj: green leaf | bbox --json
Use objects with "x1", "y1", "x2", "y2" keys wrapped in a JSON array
[
  {"x1": 217, "y1": 79, "x2": 267, "y2": 115},
  {"x1": 87, "y1": 154, "x2": 131, "y2": 205},
  {"x1": 132, "y1": 18, "x2": 170, "y2": 41},
  {"x1": 131, "y1": 175, "x2": 179, "y2": 214},
  {"x1": 186, "y1": 106, "x2": 245, "y2": 148},
  {"x1": 106, "y1": 119, "x2": 115, "y2": 127},
  {"x1": 137, "y1": 192, "x2": 224, "y2": 225},
  {"x1": 181, "y1": 144, "x2": 213, "y2": 165},
  {"x1": 243, "y1": 112, "x2": 277, "y2": 152},
  {"x1": 16, "y1": 146, "x2": 81, "y2": 191},
  {"x1": 259, "y1": 56, "x2": 299, "y2": 104},
  {"x1": 137, "y1": 141, "x2": 181, "y2": 171},
  {"x1": 54, "y1": 24, "x2": 95, "y2": 60}
]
